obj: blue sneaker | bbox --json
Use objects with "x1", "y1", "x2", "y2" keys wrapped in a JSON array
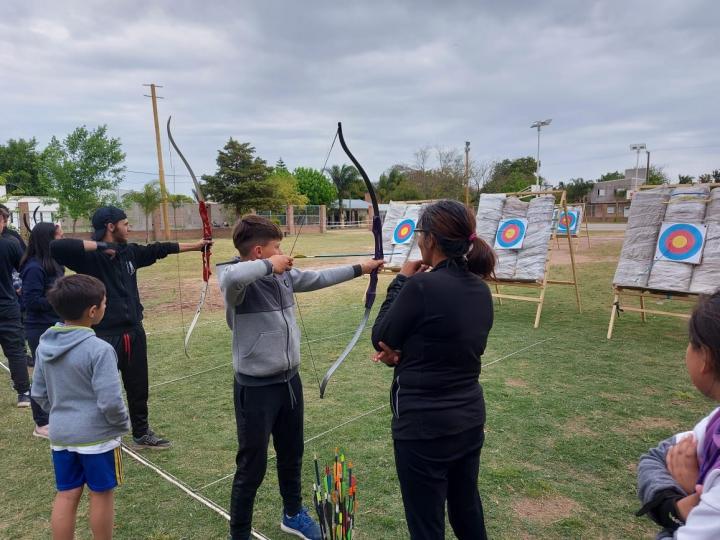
[{"x1": 280, "y1": 507, "x2": 322, "y2": 540}]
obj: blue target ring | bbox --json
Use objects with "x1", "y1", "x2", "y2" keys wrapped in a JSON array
[
  {"x1": 393, "y1": 219, "x2": 416, "y2": 244},
  {"x1": 657, "y1": 223, "x2": 704, "y2": 261},
  {"x1": 496, "y1": 219, "x2": 527, "y2": 249}
]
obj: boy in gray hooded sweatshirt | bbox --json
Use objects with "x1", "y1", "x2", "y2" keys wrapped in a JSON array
[
  {"x1": 219, "y1": 215, "x2": 383, "y2": 540},
  {"x1": 32, "y1": 274, "x2": 129, "y2": 540}
]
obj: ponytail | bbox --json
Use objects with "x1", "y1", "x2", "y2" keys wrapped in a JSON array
[{"x1": 467, "y1": 236, "x2": 496, "y2": 279}]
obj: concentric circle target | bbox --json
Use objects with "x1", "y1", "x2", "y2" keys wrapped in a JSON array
[
  {"x1": 657, "y1": 223, "x2": 704, "y2": 262},
  {"x1": 393, "y1": 219, "x2": 416, "y2": 244},
  {"x1": 495, "y1": 219, "x2": 527, "y2": 249},
  {"x1": 558, "y1": 211, "x2": 578, "y2": 234}
]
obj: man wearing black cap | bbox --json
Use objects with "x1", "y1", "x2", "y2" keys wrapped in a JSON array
[{"x1": 50, "y1": 205, "x2": 212, "y2": 449}]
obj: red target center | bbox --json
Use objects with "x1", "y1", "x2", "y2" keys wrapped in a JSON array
[{"x1": 502, "y1": 226, "x2": 519, "y2": 240}]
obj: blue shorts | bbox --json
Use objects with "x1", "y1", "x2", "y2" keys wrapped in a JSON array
[{"x1": 51, "y1": 447, "x2": 124, "y2": 492}]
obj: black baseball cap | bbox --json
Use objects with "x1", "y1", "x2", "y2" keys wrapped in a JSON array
[{"x1": 91, "y1": 206, "x2": 127, "y2": 240}]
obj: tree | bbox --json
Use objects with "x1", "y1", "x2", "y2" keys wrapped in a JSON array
[
  {"x1": 599, "y1": 171, "x2": 624, "y2": 182},
  {"x1": 678, "y1": 174, "x2": 694, "y2": 184},
  {"x1": 0, "y1": 138, "x2": 47, "y2": 195},
  {"x1": 559, "y1": 178, "x2": 595, "y2": 202},
  {"x1": 202, "y1": 139, "x2": 275, "y2": 214},
  {"x1": 123, "y1": 181, "x2": 161, "y2": 242},
  {"x1": 481, "y1": 157, "x2": 537, "y2": 193},
  {"x1": 326, "y1": 164, "x2": 360, "y2": 225},
  {"x1": 39, "y1": 125, "x2": 125, "y2": 232},
  {"x1": 266, "y1": 169, "x2": 308, "y2": 209},
  {"x1": 294, "y1": 167, "x2": 337, "y2": 206},
  {"x1": 166, "y1": 193, "x2": 194, "y2": 229},
  {"x1": 377, "y1": 166, "x2": 422, "y2": 202},
  {"x1": 646, "y1": 165, "x2": 669, "y2": 185},
  {"x1": 275, "y1": 157, "x2": 288, "y2": 172}
]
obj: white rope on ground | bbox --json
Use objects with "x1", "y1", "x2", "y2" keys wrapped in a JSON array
[
  {"x1": 149, "y1": 363, "x2": 228, "y2": 389},
  {"x1": 482, "y1": 338, "x2": 551, "y2": 368},
  {"x1": 0, "y1": 360, "x2": 8, "y2": 373},
  {"x1": 120, "y1": 444, "x2": 271, "y2": 540}
]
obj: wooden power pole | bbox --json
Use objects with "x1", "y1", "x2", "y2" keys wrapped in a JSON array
[
  {"x1": 143, "y1": 83, "x2": 171, "y2": 240},
  {"x1": 464, "y1": 141, "x2": 471, "y2": 206}
]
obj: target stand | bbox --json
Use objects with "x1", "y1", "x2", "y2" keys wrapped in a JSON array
[
  {"x1": 487, "y1": 190, "x2": 582, "y2": 328},
  {"x1": 555, "y1": 202, "x2": 591, "y2": 249},
  {"x1": 606, "y1": 183, "x2": 720, "y2": 339}
]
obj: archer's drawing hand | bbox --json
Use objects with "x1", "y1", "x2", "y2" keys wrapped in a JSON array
[
  {"x1": 399, "y1": 260, "x2": 429, "y2": 277},
  {"x1": 269, "y1": 254, "x2": 294, "y2": 274},
  {"x1": 667, "y1": 435, "x2": 699, "y2": 494},
  {"x1": 360, "y1": 259, "x2": 384, "y2": 274},
  {"x1": 372, "y1": 341, "x2": 400, "y2": 367}
]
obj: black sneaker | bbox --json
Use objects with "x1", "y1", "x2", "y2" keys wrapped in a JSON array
[
  {"x1": 132, "y1": 430, "x2": 171, "y2": 449},
  {"x1": 17, "y1": 392, "x2": 31, "y2": 408}
]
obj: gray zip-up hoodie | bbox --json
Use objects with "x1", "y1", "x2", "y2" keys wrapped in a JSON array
[
  {"x1": 31, "y1": 325, "x2": 130, "y2": 445},
  {"x1": 219, "y1": 258, "x2": 360, "y2": 382}
]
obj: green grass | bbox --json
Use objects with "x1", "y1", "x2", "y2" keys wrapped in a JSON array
[{"x1": 0, "y1": 230, "x2": 710, "y2": 539}]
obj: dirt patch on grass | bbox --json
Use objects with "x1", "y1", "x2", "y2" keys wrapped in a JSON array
[
  {"x1": 512, "y1": 495, "x2": 580, "y2": 525},
  {"x1": 613, "y1": 416, "x2": 680, "y2": 435},
  {"x1": 550, "y1": 236, "x2": 623, "y2": 265},
  {"x1": 505, "y1": 378, "x2": 529, "y2": 388},
  {"x1": 562, "y1": 416, "x2": 597, "y2": 437}
]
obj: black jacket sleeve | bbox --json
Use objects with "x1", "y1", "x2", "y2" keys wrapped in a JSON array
[
  {"x1": 131, "y1": 242, "x2": 180, "y2": 269},
  {"x1": 371, "y1": 274, "x2": 424, "y2": 352},
  {"x1": 50, "y1": 239, "x2": 91, "y2": 273},
  {"x1": 20, "y1": 265, "x2": 53, "y2": 313}
]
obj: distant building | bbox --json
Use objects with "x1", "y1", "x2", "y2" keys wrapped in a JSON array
[
  {"x1": 588, "y1": 168, "x2": 647, "y2": 204},
  {"x1": 0, "y1": 185, "x2": 60, "y2": 232}
]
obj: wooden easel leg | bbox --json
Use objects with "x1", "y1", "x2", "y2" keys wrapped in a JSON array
[
  {"x1": 640, "y1": 294, "x2": 647, "y2": 323},
  {"x1": 534, "y1": 286, "x2": 547, "y2": 329},
  {"x1": 607, "y1": 293, "x2": 619, "y2": 339},
  {"x1": 494, "y1": 283, "x2": 503, "y2": 306}
]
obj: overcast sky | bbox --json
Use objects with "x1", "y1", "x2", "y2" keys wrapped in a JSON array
[{"x1": 1, "y1": 1, "x2": 718, "y2": 195}]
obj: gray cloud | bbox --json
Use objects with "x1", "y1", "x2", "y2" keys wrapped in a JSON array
[{"x1": 1, "y1": 0, "x2": 718, "y2": 194}]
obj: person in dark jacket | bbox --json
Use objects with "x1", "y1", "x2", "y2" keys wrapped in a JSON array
[
  {"x1": 20, "y1": 221, "x2": 65, "y2": 438},
  {"x1": 50, "y1": 206, "x2": 211, "y2": 449},
  {"x1": 371, "y1": 199, "x2": 496, "y2": 540},
  {"x1": 0, "y1": 205, "x2": 31, "y2": 407}
]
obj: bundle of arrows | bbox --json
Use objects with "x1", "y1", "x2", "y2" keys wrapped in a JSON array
[{"x1": 313, "y1": 450, "x2": 357, "y2": 540}]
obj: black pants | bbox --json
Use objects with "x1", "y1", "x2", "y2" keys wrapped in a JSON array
[
  {"x1": 27, "y1": 330, "x2": 49, "y2": 426},
  {"x1": 393, "y1": 425, "x2": 487, "y2": 540},
  {"x1": 0, "y1": 314, "x2": 29, "y2": 394},
  {"x1": 102, "y1": 328, "x2": 149, "y2": 438},
  {"x1": 229, "y1": 374, "x2": 304, "y2": 540}
]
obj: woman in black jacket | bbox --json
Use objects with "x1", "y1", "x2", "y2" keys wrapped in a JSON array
[
  {"x1": 372, "y1": 200, "x2": 496, "y2": 540},
  {"x1": 20, "y1": 222, "x2": 64, "y2": 438}
]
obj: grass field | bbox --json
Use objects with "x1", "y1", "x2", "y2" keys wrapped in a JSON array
[{"x1": 0, "y1": 229, "x2": 711, "y2": 539}]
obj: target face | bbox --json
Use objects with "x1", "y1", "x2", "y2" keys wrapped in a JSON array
[
  {"x1": 557, "y1": 210, "x2": 579, "y2": 234},
  {"x1": 392, "y1": 219, "x2": 416, "y2": 244},
  {"x1": 494, "y1": 218, "x2": 528, "y2": 250},
  {"x1": 654, "y1": 223, "x2": 707, "y2": 264}
]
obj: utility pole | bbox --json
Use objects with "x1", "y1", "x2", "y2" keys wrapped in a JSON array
[
  {"x1": 645, "y1": 150, "x2": 651, "y2": 184},
  {"x1": 464, "y1": 141, "x2": 470, "y2": 206},
  {"x1": 143, "y1": 83, "x2": 171, "y2": 240}
]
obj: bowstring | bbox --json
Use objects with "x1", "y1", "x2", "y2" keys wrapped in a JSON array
[
  {"x1": 167, "y1": 140, "x2": 188, "y2": 341},
  {"x1": 291, "y1": 128, "x2": 339, "y2": 395}
]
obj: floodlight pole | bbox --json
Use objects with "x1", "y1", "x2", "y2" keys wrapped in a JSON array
[
  {"x1": 464, "y1": 141, "x2": 470, "y2": 206},
  {"x1": 143, "y1": 83, "x2": 171, "y2": 240},
  {"x1": 530, "y1": 119, "x2": 552, "y2": 188},
  {"x1": 629, "y1": 143, "x2": 647, "y2": 191}
]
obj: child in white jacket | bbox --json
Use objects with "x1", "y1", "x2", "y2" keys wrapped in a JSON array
[{"x1": 637, "y1": 290, "x2": 720, "y2": 539}]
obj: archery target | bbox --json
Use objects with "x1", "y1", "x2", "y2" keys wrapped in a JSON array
[
  {"x1": 557, "y1": 210, "x2": 579, "y2": 235},
  {"x1": 392, "y1": 218, "x2": 416, "y2": 245},
  {"x1": 654, "y1": 223, "x2": 707, "y2": 264},
  {"x1": 494, "y1": 218, "x2": 528, "y2": 250}
]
